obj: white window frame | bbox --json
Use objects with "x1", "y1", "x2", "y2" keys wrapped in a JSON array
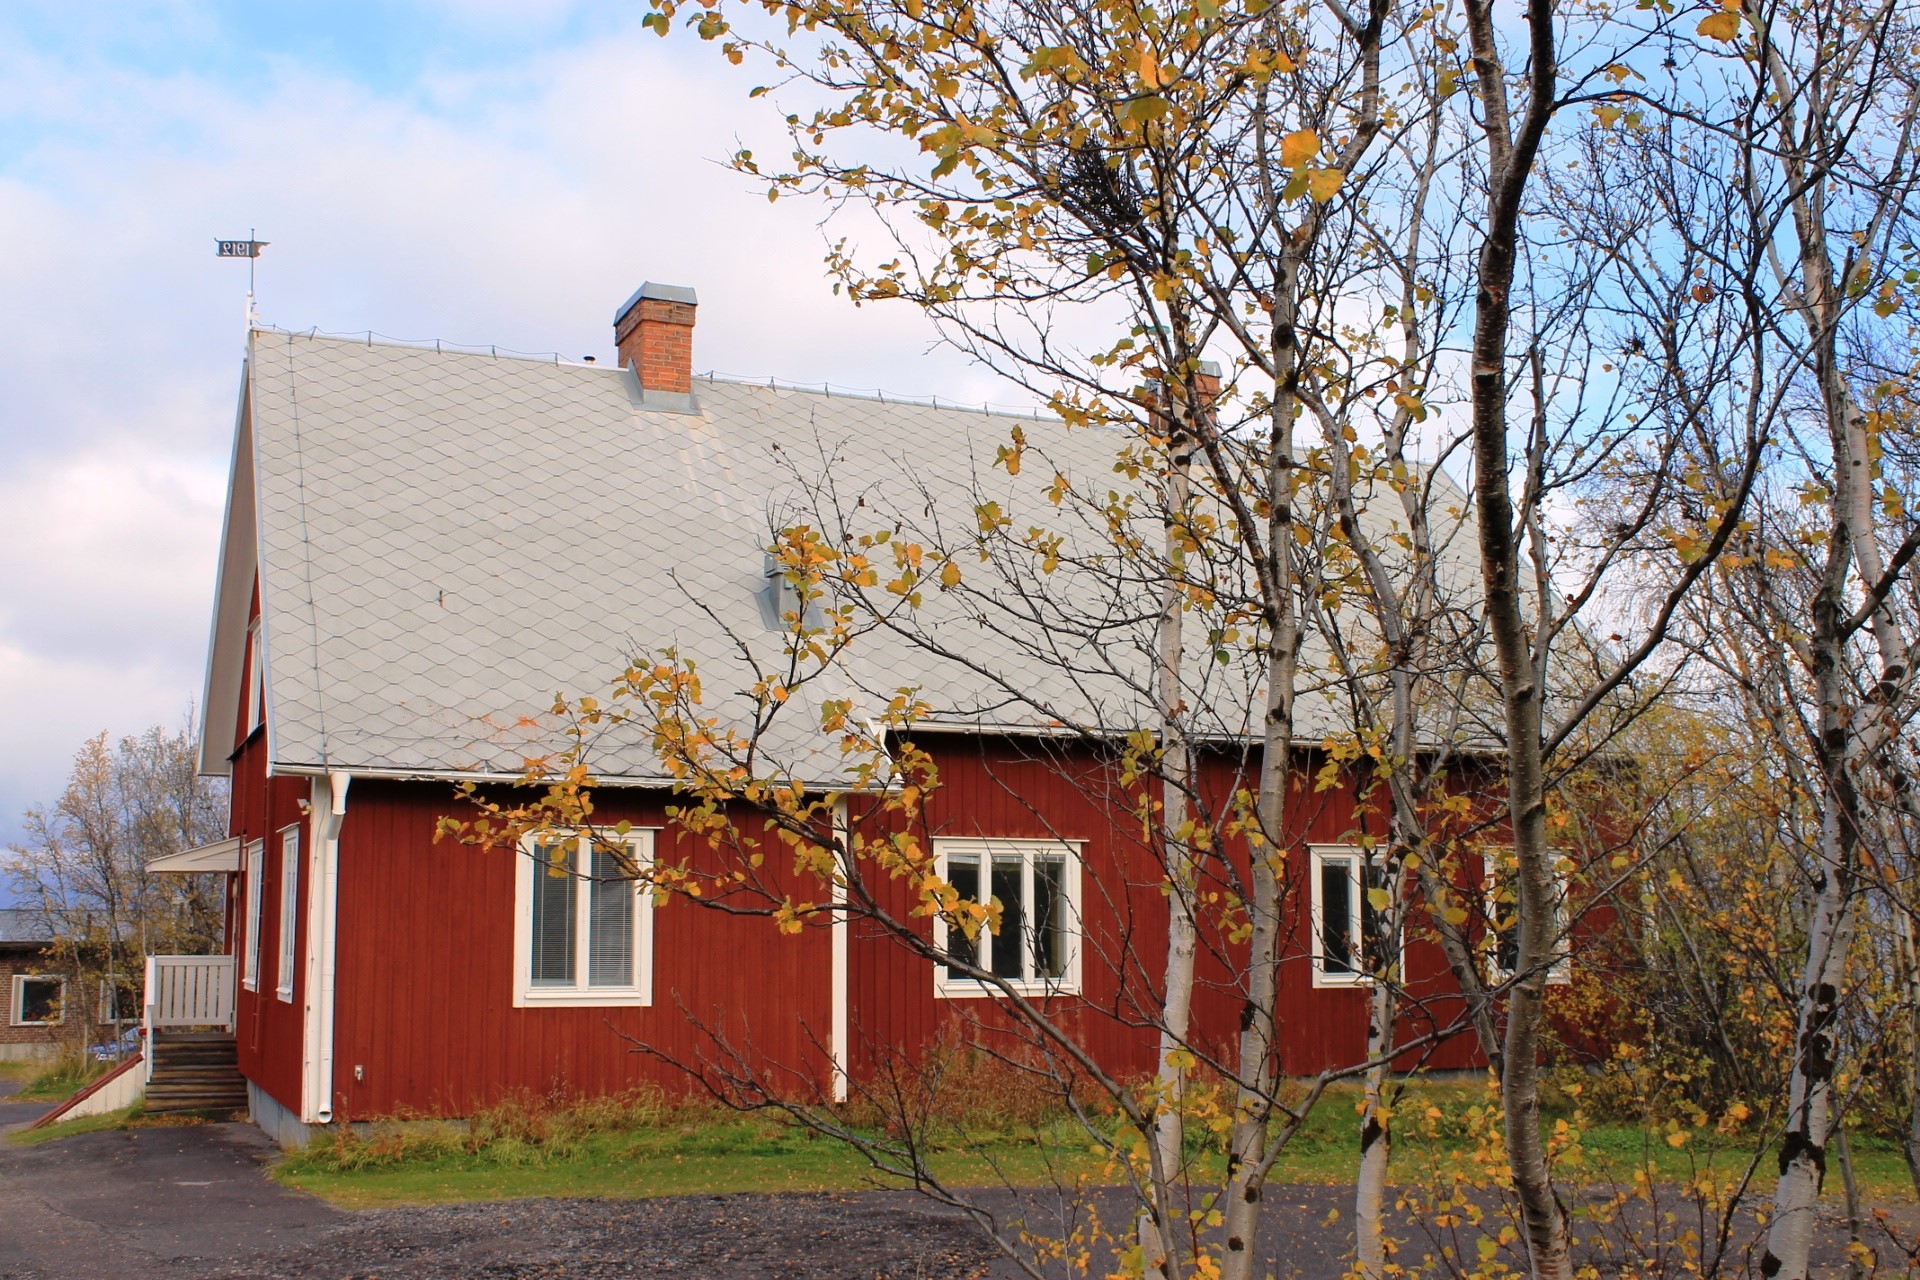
[
  {"x1": 1309, "y1": 845, "x2": 1407, "y2": 988},
  {"x1": 242, "y1": 838, "x2": 264, "y2": 992},
  {"x1": 246, "y1": 618, "x2": 265, "y2": 736},
  {"x1": 512, "y1": 830, "x2": 656, "y2": 1008},
  {"x1": 10, "y1": 974, "x2": 65, "y2": 1026},
  {"x1": 276, "y1": 824, "x2": 300, "y2": 1003},
  {"x1": 1484, "y1": 849, "x2": 1574, "y2": 986},
  {"x1": 932, "y1": 838, "x2": 1083, "y2": 999}
]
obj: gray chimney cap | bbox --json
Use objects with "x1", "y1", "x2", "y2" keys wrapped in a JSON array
[{"x1": 614, "y1": 281, "x2": 699, "y2": 324}]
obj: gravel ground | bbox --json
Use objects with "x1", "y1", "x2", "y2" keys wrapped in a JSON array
[
  {"x1": 2, "y1": 1118, "x2": 1914, "y2": 1279},
  {"x1": 196, "y1": 1192, "x2": 1019, "y2": 1280}
]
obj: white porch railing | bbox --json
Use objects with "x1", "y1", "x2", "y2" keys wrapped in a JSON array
[{"x1": 142, "y1": 954, "x2": 236, "y2": 1082}]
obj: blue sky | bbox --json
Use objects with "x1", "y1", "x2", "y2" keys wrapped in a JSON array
[{"x1": 0, "y1": 1, "x2": 1004, "y2": 898}]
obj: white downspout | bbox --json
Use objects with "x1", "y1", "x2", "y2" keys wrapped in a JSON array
[
  {"x1": 831, "y1": 797, "x2": 849, "y2": 1104},
  {"x1": 302, "y1": 771, "x2": 349, "y2": 1124}
]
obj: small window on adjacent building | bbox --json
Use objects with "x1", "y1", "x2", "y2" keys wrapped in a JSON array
[
  {"x1": 277, "y1": 824, "x2": 300, "y2": 1003},
  {"x1": 242, "y1": 839, "x2": 265, "y2": 992},
  {"x1": 514, "y1": 831, "x2": 654, "y2": 1007},
  {"x1": 11, "y1": 975, "x2": 64, "y2": 1026},
  {"x1": 1484, "y1": 850, "x2": 1573, "y2": 986},
  {"x1": 1311, "y1": 845, "x2": 1396, "y2": 987},
  {"x1": 934, "y1": 839, "x2": 1081, "y2": 997}
]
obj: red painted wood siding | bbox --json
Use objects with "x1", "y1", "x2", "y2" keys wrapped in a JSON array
[
  {"x1": 227, "y1": 582, "x2": 311, "y2": 1117},
  {"x1": 327, "y1": 780, "x2": 833, "y2": 1120},
  {"x1": 316, "y1": 736, "x2": 1513, "y2": 1119},
  {"x1": 228, "y1": 740, "x2": 311, "y2": 1115},
  {"x1": 852, "y1": 737, "x2": 1485, "y2": 1085}
]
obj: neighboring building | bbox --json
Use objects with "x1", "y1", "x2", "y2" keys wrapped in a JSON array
[
  {"x1": 1, "y1": 908, "x2": 64, "y2": 1061},
  {"x1": 193, "y1": 282, "x2": 1522, "y2": 1148}
]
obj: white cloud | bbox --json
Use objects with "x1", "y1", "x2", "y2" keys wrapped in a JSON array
[{"x1": 0, "y1": 18, "x2": 1028, "y2": 858}]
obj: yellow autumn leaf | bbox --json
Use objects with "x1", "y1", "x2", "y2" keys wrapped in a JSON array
[
  {"x1": 1306, "y1": 168, "x2": 1343, "y2": 202},
  {"x1": 1666, "y1": 1130, "x2": 1690, "y2": 1148},
  {"x1": 1367, "y1": 887, "x2": 1392, "y2": 912},
  {"x1": 940, "y1": 561, "x2": 962, "y2": 587},
  {"x1": 1281, "y1": 128, "x2": 1319, "y2": 167},
  {"x1": 1697, "y1": 9, "x2": 1739, "y2": 40},
  {"x1": 1138, "y1": 45, "x2": 1163, "y2": 89}
]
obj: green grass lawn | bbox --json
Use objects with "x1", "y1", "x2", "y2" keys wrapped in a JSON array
[
  {"x1": 1, "y1": 1055, "x2": 104, "y2": 1103},
  {"x1": 6, "y1": 1102, "x2": 148, "y2": 1146},
  {"x1": 266, "y1": 1082, "x2": 1920, "y2": 1211},
  {"x1": 275, "y1": 1112, "x2": 1102, "y2": 1208}
]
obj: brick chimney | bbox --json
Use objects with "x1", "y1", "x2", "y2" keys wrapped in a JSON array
[{"x1": 613, "y1": 282, "x2": 698, "y2": 407}]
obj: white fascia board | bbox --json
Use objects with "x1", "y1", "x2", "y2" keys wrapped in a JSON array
[{"x1": 198, "y1": 358, "x2": 259, "y2": 778}]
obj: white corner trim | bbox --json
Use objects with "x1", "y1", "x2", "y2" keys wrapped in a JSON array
[
  {"x1": 830, "y1": 798, "x2": 849, "y2": 1104},
  {"x1": 301, "y1": 771, "x2": 349, "y2": 1125}
]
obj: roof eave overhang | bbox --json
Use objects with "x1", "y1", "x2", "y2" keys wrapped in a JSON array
[{"x1": 148, "y1": 836, "x2": 243, "y2": 873}]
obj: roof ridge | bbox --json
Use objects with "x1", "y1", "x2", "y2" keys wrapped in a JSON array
[{"x1": 247, "y1": 326, "x2": 1051, "y2": 422}]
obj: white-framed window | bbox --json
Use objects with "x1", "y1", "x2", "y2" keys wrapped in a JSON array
[
  {"x1": 933, "y1": 838, "x2": 1082, "y2": 998},
  {"x1": 246, "y1": 618, "x2": 265, "y2": 735},
  {"x1": 242, "y1": 838, "x2": 264, "y2": 991},
  {"x1": 1310, "y1": 845, "x2": 1399, "y2": 987},
  {"x1": 513, "y1": 830, "x2": 655, "y2": 1008},
  {"x1": 276, "y1": 824, "x2": 300, "y2": 1003},
  {"x1": 10, "y1": 974, "x2": 64, "y2": 1026},
  {"x1": 1485, "y1": 850, "x2": 1574, "y2": 986}
]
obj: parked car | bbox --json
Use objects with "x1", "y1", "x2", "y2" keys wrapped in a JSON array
[{"x1": 89, "y1": 1027, "x2": 140, "y2": 1063}]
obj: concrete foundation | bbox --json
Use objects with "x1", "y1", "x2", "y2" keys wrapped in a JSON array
[
  {"x1": 0, "y1": 1042, "x2": 58, "y2": 1063},
  {"x1": 247, "y1": 1080, "x2": 322, "y2": 1150}
]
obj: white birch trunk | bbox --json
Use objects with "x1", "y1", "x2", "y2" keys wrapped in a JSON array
[{"x1": 1142, "y1": 380, "x2": 1199, "y2": 1280}]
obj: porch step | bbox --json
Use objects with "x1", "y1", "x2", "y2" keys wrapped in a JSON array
[{"x1": 144, "y1": 1031, "x2": 247, "y2": 1115}]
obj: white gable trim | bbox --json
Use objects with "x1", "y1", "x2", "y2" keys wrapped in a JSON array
[{"x1": 198, "y1": 362, "x2": 259, "y2": 777}]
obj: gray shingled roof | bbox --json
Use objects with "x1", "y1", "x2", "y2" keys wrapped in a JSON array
[
  {"x1": 0, "y1": 908, "x2": 53, "y2": 947},
  {"x1": 229, "y1": 329, "x2": 1490, "y2": 786}
]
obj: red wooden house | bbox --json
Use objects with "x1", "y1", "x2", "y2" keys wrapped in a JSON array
[{"x1": 186, "y1": 282, "x2": 1526, "y2": 1148}]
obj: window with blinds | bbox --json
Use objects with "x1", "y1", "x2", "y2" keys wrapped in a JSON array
[
  {"x1": 515, "y1": 831, "x2": 654, "y2": 1007},
  {"x1": 934, "y1": 839, "x2": 1081, "y2": 997}
]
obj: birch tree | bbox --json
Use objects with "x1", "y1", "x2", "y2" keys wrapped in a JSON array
[{"x1": 4, "y1": 713, "x2": 228, "y2": 1043}]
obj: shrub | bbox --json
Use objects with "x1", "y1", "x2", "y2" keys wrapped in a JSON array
[{"x1": 283, "y1": 1085, "x2": 678, "y2": 1174}]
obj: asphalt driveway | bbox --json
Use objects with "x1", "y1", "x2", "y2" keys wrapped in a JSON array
[
  {"x1": 0, "y1": 1071, "x2": 52, "y2": 1130},
  {"x1": 0, "y1": 1121, "x2": 344, "y2": 1279}
]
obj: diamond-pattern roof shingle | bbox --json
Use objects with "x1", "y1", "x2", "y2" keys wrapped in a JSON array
[{"x1": 242, "y1": 330, "x2": 1486, "y2": 785}]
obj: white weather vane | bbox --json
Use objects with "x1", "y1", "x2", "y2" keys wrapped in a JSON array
[{"x1": 216, "y1": 229, "x2": 269, "y2": 324}]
